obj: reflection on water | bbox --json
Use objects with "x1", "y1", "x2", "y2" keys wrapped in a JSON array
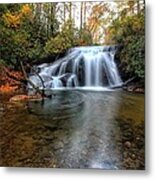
[{"x1": 0, "y1": 90, "x2": 144, "y2": 169}]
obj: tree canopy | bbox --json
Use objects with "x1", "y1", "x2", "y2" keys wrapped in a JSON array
[{"x1": 0, "y1": 1, "x2": 145, "y2": 84}]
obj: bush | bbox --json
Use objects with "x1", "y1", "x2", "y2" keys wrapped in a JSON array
[
  {"x1": 44, "y1": 20, "x2": 78, "y2": 54},
  {"x1": 107, "y1": 11, "x2": 145, "y2": 83}
]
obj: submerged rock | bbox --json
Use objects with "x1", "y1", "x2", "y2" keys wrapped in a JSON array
[
  {"x1": 124, "y1": 141, "x2": 131, "y2": 148},
  {"x1": 0, "y1": 107, "x2": 5, "y2": 112}
]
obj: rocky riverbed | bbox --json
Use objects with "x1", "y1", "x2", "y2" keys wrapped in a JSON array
[{"x1": 0, "y1": 90, "x2": 144, "y2": 169}]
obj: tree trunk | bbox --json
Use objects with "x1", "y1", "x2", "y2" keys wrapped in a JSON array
[
  {"x1": 69, "y1": 2, "x2": 72, "y2": 20},
  {"x1": 137, "y1": 0, "x2": 140, "y2": 14},
  {"x1": 110, "y1": 77, "x2": 136, "y2": 89},
  {"x1": 36, "y1": 3, "x2": 42, "y2": 23},
  {"x1": 63, "y1": 2, "x2": 66, "y2": 22},
  {"x1": 80, "y1": 2, "x2": 83, "y2": 30},
  {"x1": 83, "y1": 2, "x2": 87, "y2": 28},
  {"x1": 50, "y1": 3, "x2": 55, "y2": 37},
  {"x1": 19, "y1": 61, "x2": 45, "y2": 97}
]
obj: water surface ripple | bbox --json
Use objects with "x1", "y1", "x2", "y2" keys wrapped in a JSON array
[{"x1": 0, "y1": 90, "x2": 144, "y2": 169}]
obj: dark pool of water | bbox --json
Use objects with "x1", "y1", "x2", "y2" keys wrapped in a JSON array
[{"x1": 0, "y1": 90, "x2": 145, "y2": 169}]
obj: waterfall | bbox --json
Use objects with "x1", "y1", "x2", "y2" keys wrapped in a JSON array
[
  {"x1": 29, "y1": 46, "x2": 122, "y2": 90},
  {"x1": 51, "y1": 77, "x2": 63, "y2": 88}
]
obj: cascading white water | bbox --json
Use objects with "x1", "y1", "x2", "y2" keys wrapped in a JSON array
[
  {"x1": 52, "y1": 77, "x2": 63, "y2": 88},
  {"x1": 29, "y1": 46, "x2": 122, "y2": 90},
  {"x1": 67, "y1": 74, "x2": 79, "y2": 87}
]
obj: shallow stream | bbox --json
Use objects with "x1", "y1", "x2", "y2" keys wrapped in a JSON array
[{"x1": 0, "y1": 90, "x2": 144, "y2": 169}]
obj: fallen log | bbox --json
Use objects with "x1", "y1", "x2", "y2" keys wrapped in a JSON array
[
  {"x1": 110, "y1": 77, "x2": 136, "y2": 89},
  {"x1": 123, "y1": 77, "x2": 136, "y2": 86},
  {"x1": 9, "y1": 94, "x2": 42, "y2": 102},
  {"x1": 19, "y1": 61, "x2": 46, "y2": 98}
]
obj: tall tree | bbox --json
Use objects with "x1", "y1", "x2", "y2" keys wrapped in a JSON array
[
  {"x1": 137, "y1": 0, "x2": 140, "y2": 14},
  {"x1": 63, "y1": 2, "x2": 66, "y2": 22},
  {"x1": 80, "y1": 2, "x2": 83, "y2": 30},
  {"x1": 83, "y1": 2, "x2": 87, "y2": 28},
  {"x1": 69, "y1": 2, "x2": 72, "y2": 21}
]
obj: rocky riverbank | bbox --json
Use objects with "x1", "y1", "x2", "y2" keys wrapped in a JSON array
[
  {"x1": 123, "y1": 85, "x2": 144, "y2": 94},
  {"x1": 116, "y1": 117, "x2": 145, "y2": 169}
]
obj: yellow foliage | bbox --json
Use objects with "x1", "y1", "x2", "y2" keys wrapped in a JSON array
[
  {"x1": 21, "y1": 4, "x2": 31, "y2": 15},
  {"x1": 3, "y1": 4, "x2": 31, "y2": 28},
  {"x1": 3, "y1": 12, "x2": 21, "y2": 28},
  {"x1": 132, "y1": 19, "x2": 142, "y2": 31},
  {"x1": 13, "y1": 33, "x2": 28, "y2": 45}
]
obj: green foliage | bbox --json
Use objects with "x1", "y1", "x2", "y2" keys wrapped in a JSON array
[
  {"x1": 0, "y1": 1, "x2": 145, "y2": 85},
  {"x1": 44, "y1": 20, "x2": 93, "y2": 54},
  {"x1": 107, "y1": 10, "x2": 145, "y2": 83},
  {"x1": 0, "y1": 4, "x2": 21, "y2": 16},
  {"x1": 44, "y1": 20, "x2": 78, "y2": 54},
  {"x1": 0, "y1": 4, "x2": 93, "y2": 66},
  {"x1": 77, "y1": 28, "x2": 93, "y2": 46},
  {"x1": 0, "y1": 59, "x2": 6, "y2": 66},
  {"x1": 0, "y1": 4, "x2": 47, "y2": 67}
]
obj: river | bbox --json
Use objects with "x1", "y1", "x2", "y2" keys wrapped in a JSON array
[{"x1": 0, "y1": 90, "x2": 144, "y2": 169}]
